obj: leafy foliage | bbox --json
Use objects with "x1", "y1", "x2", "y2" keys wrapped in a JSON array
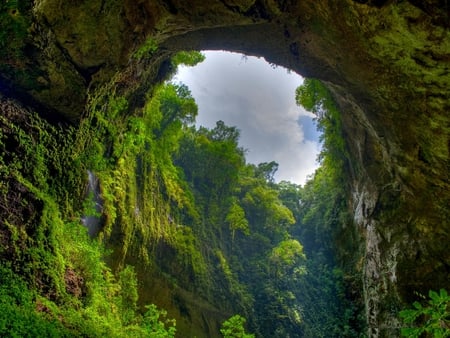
[
  {"x1": 296, "y1": 79, "x2": 348, "y2": 174},
  {"x1": 400, "y1": 289, "x2": 450, "y2": 338},
  {"x1": 270, "y1": 239, "x2": 305, "y2": 268},
  {"x1": 171, "y1": 51, "x2": 206, "y2": 67},
  {"x1": 0, "y1": 56, "x2": 201, "y2": 335},
  {"x1": 220, "y1": 315, "x2": 255, "y2": 338},
  {"x1": 296, "y1": 78, "x2": 333, "y2": 117},
  {"x1": 134, "y1": 38, "x2": 159, "y2": 59},
  {"x1": 255, "y1": 161, "x2": 279, "y2": 183},
  {"x1": 293, "y1": 78, "x2": 365, "y2": 336},
  {"x1": 140, "y1": 304, "x2": 177, "y2": 337},
  {"x1": 0, "y1": 265, "x2": 67, "y2": 337},
  {"x1": 226, "y1": 199, "x2": 250, "y2": 241},
  {"x1": 173, "y1": 120, "x2": 312, "y2": 334},
  {"x1": 1, "y1": 54, "x2": 365, "y2": 337}
]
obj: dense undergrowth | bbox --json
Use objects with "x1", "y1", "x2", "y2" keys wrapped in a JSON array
[
  {"x1": 0, "y1": 52, "x2": 205, "y2": 336},
  {"x1": 0, "y1": 48, "x2": 368, "y2": 337},
  {"x1": 0, "y1": 100, "x2": 177, "y2": 336}
]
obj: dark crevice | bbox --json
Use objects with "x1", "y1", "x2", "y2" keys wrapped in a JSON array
[
  {"x1": 54, "y1": 39, "x2": 103, "y2": 84},
  {"x1": 218, "y1": 0, "x2": 242, "y2": 14},
  {"x1": 289, "y1": 42, "x2": 299, "y2": 60},
  {"x1": 163, "y1": 0, "x2": 178, "y2": 15},
  {"x1": 244, "y1": 0, "x2": 272, "y2": 20},
  {"x1": 352, "y1": 0, "x2": 392, "y2": 8},
  {"x1": 407, "y1": 0, "x2": 450, "y2": 27},
  {"x1": 99, "y1": 0, "x2": 106, "y2": 14},
  {"x1": 0, "y1": 81, "x2": 72, "y2": 126}
]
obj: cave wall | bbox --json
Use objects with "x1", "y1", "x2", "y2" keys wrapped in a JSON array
[{"x1": 1, "y1": 0, "x2": 449, "y2": 336}]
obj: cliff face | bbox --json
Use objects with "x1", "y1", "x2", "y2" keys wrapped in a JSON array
[{"x1": 1, "y1": 0, "x2": 449, "y2": 336}]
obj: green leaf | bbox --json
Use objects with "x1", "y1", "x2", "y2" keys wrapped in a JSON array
[
  {"x1": 413, "y1": 301, "x2": 423, "y2": 310},
  {"x1": 400, "y1": 327, "x2": 421, "y2": 338},
  {"x1": 429, "y1": 290, "x2": 440, "y2": 304}
]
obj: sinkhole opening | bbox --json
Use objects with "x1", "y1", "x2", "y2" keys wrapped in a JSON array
[{"x1": 173, "y1": 50, "x2": 323, "y2": 186}]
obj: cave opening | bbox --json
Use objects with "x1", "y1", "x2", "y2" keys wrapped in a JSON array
[
  {"x1": 1, "y1": 1, "x2": 448, "y2": 336},
  {"x1": 174, "y1": 50, "x2": 322, "y2": 185}
]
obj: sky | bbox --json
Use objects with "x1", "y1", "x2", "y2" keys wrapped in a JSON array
[{"x1": 173, "y1": 51, "x2": 321, "y2": 185}]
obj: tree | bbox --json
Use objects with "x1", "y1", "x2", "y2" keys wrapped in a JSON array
[
  {"x1": 269, "y1": 239, "x2": 306, "y2": 278},
  {"x1": 226, "y1": 199, "x2": 250, "y2": 241},
  {"x1": 141, "y1": 304, "x2": 177, "y2": 337},
  {"x1": 175, "y1": 121, "x2": 245, "y2": 199},
  {"x1": 207, "y1": 120, "x2": 241, "y2": 145},
  {"x1": 220, "y1": 315, "x2": 254, "y2": 338},
  {"x1": 156, "y1": 83, "x2": 198, "y2": 136},
  {"x1": 242, "y1": 184, "x2": 295, "y2": 231},
  {"x1": 171, "y1": 51, "x2": 205, "y2": 67},
  {"x1": 295, "y1": 78, "x2": 347, "y2": 170},
  {"x1": 255, "y1": 161, "x2": 279, "y2": 183},
  {"x1": 295, "y1": 78, "x2": 332, "y2": 118}
]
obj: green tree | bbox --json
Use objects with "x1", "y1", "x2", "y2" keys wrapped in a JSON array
[
  {"x1": 255, "y1": 161, "x2": 279, "y2": 183},
  {"x1": 208, "y1": 120, "x2": 241, "y2": 144},
  {"x1": 171, "y1": 51, "x2": 205, "y2": 67},
  {"x1": 242, "y1": 184, "x2": 295, "y2": 231},
  {"x1": 175, "y1": 121, "x2": 245, "y2": 200},
  {"x1": 118, "y1": 266, "x2": 139, "y2": 325},
  {"x1": 269, "y1": 238, "x2": 306, "y2": 282},
  {"x1": 295, "y1": 78, "x2": 333, "y2": 118},
  {"x1": 156, "y1": 83, "x2": 198, "y2": 137},
  {"x1": 270, "y1": 239, "x2": 306, "y2": 267},
  {"x1": 220, "y1": 315, "x2": 254, "y2": 338},
  {"x1": 141, "y1": 304, "x2": 177, "y2": 337},
  {"x1": 295, "y1": 78, "x2": 347, "y2": 172},
  {"x1": 226, "y1": 199, "x2": 250, "y2": 241}
]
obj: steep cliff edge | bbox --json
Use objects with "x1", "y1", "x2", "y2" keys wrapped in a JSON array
[{"x1": 1, "y1": 0, "x2": 449, "y2": 336}]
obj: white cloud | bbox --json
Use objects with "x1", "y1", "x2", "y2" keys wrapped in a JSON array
[{"x1": 174, "y1": 51, "x2": 321, "y2": 185}]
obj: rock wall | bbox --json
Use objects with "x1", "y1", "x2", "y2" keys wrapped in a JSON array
[{"x1": 1, "y1": 0, "x2": 449, "y2": 336}]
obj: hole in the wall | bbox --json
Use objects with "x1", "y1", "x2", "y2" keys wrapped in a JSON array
[{"x1": 174, "y1": 50, "x2": 322, "y2": 185}]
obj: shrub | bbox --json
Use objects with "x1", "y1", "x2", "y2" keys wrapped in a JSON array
[{"x1": 400, "y1": 289, "x2": 450, "y2": 337}]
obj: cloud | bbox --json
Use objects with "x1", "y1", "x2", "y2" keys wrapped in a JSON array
[{"x1": 174, "y1": 51, "x2": 321, "y2": 185}]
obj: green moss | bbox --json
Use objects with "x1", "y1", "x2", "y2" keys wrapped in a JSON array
[
  {"x1": 0, "y1": 98, "x2": 180, "y2": 336},
  {"x1": 0, "y1": 0, "x2": 43, "y2": 90},
  {"x1": 0, "y1": 265, "x2": 69, "y2": 337},
  {"x1": 134, "y1": 38, "x2": 159, "y2": 59},
  {"x1": 0, "y1": 0, "x2": 30, "y2": 64},
  {"x1": 361, "y1": 3, "x2": 450, "y2": 91},
  {"x1": 173, "y1": 227, "x2": 207, "y2": 275}
]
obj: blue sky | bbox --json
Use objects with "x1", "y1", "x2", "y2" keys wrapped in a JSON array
[{"x1": 174, "y1": 51, "x2": 321, "y2": 185}]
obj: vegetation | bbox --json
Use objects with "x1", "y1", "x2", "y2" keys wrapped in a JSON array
[
  {"x1": 221, "y1": 315, "x2": 254, "y2": 338},
  {"x1": 400, "y1": 289, "x2": 450, "y2": 337},
  {"x1": 133, "y1": 38, "x2": 159, "y2": 59},
  {"x1": 1, "y1": 48, "x2": 365, "y2": 337},
  {"x1": 0, "y1": 0, "x2": 39, "y2": 91},
  {"x1": 0, "y1": 0, "x2": 31, "y2": 65},
  {"x1": 0, "y1": 52, "x2": 204, "y2": 336},
  {"x1": 0, "y1": 105, "x2": 177, "y2": 336}
]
